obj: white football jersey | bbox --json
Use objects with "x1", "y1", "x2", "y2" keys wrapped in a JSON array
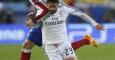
[
  {"x1": 42, "y1": 6, "x2": 76, "y2": 44},
  {"x1": 42, "y1": 5, "x2": 98, "y2": 44}
]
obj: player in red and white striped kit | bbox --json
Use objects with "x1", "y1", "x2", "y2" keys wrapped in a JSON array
[{"x1": 20, "y1": 0, "x2": 105, "y2": 60}]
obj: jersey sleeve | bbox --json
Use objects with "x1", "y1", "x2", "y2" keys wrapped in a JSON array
[
  {"x1": 70, "y1": 8, "x2": 98, "y2": 27},
  {"x1": 61, "y1": 6, "x2": 75, "y2": 15},
  {"x1": 29, "y1": 0, "x2": 49, "y2": 23}
]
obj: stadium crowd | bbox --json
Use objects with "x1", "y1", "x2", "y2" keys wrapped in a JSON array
[{"x1": 0, "y1": 0, "x2": 115, "y2": 24}]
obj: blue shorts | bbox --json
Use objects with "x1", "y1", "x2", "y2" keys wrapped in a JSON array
[{"x1": 27, "y1": 27, "x2": 42, "y2": 47}]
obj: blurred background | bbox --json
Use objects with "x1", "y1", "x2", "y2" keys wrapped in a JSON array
[{"x1": 0, "y1": 0, "x2": 115, "y2": 60}]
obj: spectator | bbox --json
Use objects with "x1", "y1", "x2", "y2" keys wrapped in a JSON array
[
  {"x1": 0, "y1": 2, "x2": 15, "y2": 24},
  {"x1": 104, "y1": 8, "x2": 115, "y2": 23},
  {"x1": 103, "y1": 0, "x2": 115, "y2": 23}
]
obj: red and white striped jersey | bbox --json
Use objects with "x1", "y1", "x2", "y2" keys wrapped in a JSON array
[{"x1": 29, "y1": 0, "x2": 49, "y2": 23}]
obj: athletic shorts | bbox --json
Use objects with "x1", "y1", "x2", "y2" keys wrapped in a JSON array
[
  {"x1": 44, "y1": 41, "x2": 76, "y2": 60},
  {"x1": 27, "y1": 27, "x2": 42, "y2": 47}
]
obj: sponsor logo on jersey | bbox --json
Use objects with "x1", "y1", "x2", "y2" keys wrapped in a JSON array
[{"x1": 45, "y1": 20, "x2": 65, "y2": 26}]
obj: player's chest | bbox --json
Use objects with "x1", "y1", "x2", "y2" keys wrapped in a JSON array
[{"x1": 44, "y1": 11, "x2": 67, "y2": 22}]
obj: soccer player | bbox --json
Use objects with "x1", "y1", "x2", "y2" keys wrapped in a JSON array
[
  {"x1": 39, "y1": 0, "x2": 105, "y2": 60},
  {"x1": 20, "y1": 0, "x2": 105, "y2": 60},
  {"x1": 21, "y1": 10, "x2": 99, "y2": 60}
]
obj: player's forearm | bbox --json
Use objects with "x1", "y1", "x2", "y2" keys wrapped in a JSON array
[
  {"x1": 81, "y1": 13, "x2": 98, "y2": 27},
  {"x1": 71, "y1": 11, "x2": 98, "y2": 27},
  {"x1": 74, "y1": 12, "x2": 98, "y2": 27}
]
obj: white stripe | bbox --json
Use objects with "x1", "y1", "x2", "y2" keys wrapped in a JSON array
[
  {"x1": 29, "y1": 0, "x2": 35, "y2": 6},
  {"x1": 29, "y1": 0, "x2": 44, "y2": 10},
  {"x1": 22, "y1": 48, "x2": 31, "y2": 53}
]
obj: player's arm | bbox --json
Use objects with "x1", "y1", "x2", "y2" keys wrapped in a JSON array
[
  {"x1": 25, "y1": 11, "x2": 35, "y2": 27},
  {"x1": 71, "y1": 10, "x2": 105, "y2": 31},
  {"x1": 25, "y1": 19, "x2": 33, "y2": 28},
  {"x1": 29, "y1": 0, "x2": 49, "y2": 23}
]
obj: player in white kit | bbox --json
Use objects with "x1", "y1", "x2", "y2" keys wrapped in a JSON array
[
  {"x1": 22, "y1": 0, "x2": 105, "y2": 60},
  {"x1": 42, "y1": 1, "x2": 77, "y2": 60},
  {"x1": 38, "y1": 0, "x2": 104, "y2": 60}
]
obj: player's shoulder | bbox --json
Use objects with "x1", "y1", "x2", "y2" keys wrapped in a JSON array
[
  {"x1": 59, "y1": 4, "x2": 75, "y2": 13},
  {"x1": 60, "y1": 4, "x2": 71, "y2": 8},
  {"x1": 29, "y1": 0, "x2": 46, "y2": 6}
]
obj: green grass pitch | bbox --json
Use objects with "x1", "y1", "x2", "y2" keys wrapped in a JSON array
[{"x1": 0, "y1": 44, "x2": 115, "y2": 60}]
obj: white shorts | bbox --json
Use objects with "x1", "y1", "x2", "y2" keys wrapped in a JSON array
[{"x1": 43, "y1": 41, "x2": 77, "y2": 60}]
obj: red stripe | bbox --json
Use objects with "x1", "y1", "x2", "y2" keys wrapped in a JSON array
[
  {"x1": 31, "y1": 0, "x2": 37, "y2": 4},
  {"x1": 32, "y1": 2, "x2": 49, "y2": 23}
]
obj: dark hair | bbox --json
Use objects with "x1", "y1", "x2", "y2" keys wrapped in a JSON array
[{"x1": 47, "y1": 0, "x2": 59, "y2": 3}]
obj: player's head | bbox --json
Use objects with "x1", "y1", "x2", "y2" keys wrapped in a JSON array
[{"x1": 46, "y1": 0, "x2": 59, "y2": 14}]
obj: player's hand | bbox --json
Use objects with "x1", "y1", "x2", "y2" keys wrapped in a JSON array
[
  {"x1": 25, "y1": 19, "x2": 34, "y2": 28},
  {"x1": 28, "y1": 11, "x2": 36, "y2": 19},
  {"x1": 95, "y1": 24, "x2": 105, "y2": 31}
]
